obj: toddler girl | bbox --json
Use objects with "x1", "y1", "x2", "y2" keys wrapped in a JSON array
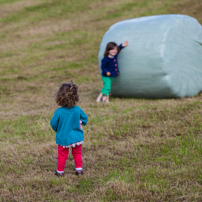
[
  {"x1": 50, "y1": 81, "x2": 88, "y2": 176},
  {"x1": 96, "y1": 40, "x2": 128, "y2": 103}
]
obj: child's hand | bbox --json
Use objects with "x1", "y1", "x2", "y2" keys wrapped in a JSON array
[
  {"x1": 122, "y1": 40, "x2": 128, "y2": 47},
  {"x1": 107, "y1": 72, "x2": 111, "y2": 76},
  {"x1": 80, "y1": 120, "x2": 83, "y2": 130}
]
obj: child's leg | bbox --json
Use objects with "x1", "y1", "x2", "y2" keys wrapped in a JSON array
[
  {"x1": 72, "y1": 145, "x2": 82, "y2": 171},
  {"x1": 109, "y1": 77, "x2": 114, "y2": 91},
  {"x1": 57, "y1": 145, "x2": 69, "y2": 173},
  {"x1": 101, "y1": 76, "x2": 112, "y2": 96},
  {"x1": 101, "y1": 76, "x2": 113, "y2": 102}
]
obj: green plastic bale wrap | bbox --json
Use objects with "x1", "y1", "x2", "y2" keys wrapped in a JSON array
[{"x1": 98, "y1": 15, "x2": 202, "y2": 98}]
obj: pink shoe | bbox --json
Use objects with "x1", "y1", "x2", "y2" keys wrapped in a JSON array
[
  {"x1": 96, "y1": 93, "x2": 103, "y2": 102},
  {"x1": 55, "y1": 171, "x2": 63, "y2": 177},
  {"x1": 75, "y1": 170, "x2": 84, "y2": 176},
  {"x1": 102, "y1": 95, "x2": 109, "y2": 103}
]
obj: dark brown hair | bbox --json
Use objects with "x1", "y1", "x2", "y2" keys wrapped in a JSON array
[
  {"x1": 104, "y1": 42, "x2": 120, "y2": 57},
  {"x1": 55, "y1": 81, "x2": 79, "y2": 108}
]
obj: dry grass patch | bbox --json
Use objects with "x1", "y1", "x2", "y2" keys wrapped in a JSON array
[
  {"x1": 0, "y1": 0, "x2": 41, "y2": 18},
  {"x1": 172, "y1": 0, "x2": 202, "y2": 23},
  {"x1": 1, "y1": 0, "x2": 202, "y2": 201}
]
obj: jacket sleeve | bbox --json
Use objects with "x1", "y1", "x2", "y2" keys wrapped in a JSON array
[
  {"x1": 50, "y1": 110, "x2": 60, "y2": 132},
  {"x1": 118, "y1": 44, "x2": 124, "y2": 51},
  {"x1": 80, "y1": 108, "x2": 88, "y2": 126},
  {"x1": 101, "y1": 58, "x2": 108, "y2": 75}
]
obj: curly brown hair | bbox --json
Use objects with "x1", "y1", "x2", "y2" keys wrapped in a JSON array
[{"x1": 55, "y1": 81, "x2": 79, "y2": 108}]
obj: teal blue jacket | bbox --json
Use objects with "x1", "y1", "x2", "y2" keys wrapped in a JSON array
[{"x1": 50, "y1": 106, "x2": 88, "y2": 146}]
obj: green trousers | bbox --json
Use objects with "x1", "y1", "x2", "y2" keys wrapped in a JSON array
[{"x1": 101, "y1": 76, "x2": 114, "y2": 96}]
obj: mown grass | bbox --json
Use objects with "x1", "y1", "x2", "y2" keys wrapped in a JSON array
[{"x1": 0, "y1": 0, "x2": 202, "y2": 201}]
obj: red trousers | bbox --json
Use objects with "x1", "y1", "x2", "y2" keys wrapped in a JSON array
[{"x1": 57, "y1": 145, "x2": 82, "y2": 172}]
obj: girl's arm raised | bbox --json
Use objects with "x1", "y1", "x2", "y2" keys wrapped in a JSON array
[
  {"x1": 118, "y1": 41, "x2": 128, "y2": 51},
  {"x1": 122, "y1": 40, "x2": 128, "y2": 47}
]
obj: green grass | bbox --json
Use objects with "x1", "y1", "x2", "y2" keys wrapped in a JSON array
[
  {"x1": 0, "y1": 0, "x2": 20, "y2": 5},
  {"x1": 0, "y1": 0, "x2": 100, "y2": 24},
  {"x1": 0, "y1": 0, "x2": 202, "y2": 201}
]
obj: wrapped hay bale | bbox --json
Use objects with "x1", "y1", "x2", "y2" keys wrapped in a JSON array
[{"x1": 98, "y1": 15, "x2": 202, "y2": 98}]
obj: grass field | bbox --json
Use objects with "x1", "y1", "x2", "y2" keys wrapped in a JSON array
[{"x1": 0, "y1": 0, "x2": 202, "y2": 201}]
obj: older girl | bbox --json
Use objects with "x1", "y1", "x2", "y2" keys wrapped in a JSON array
[{"x1": 96, "y1": 41, "x2": 128, "y2": 103}]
